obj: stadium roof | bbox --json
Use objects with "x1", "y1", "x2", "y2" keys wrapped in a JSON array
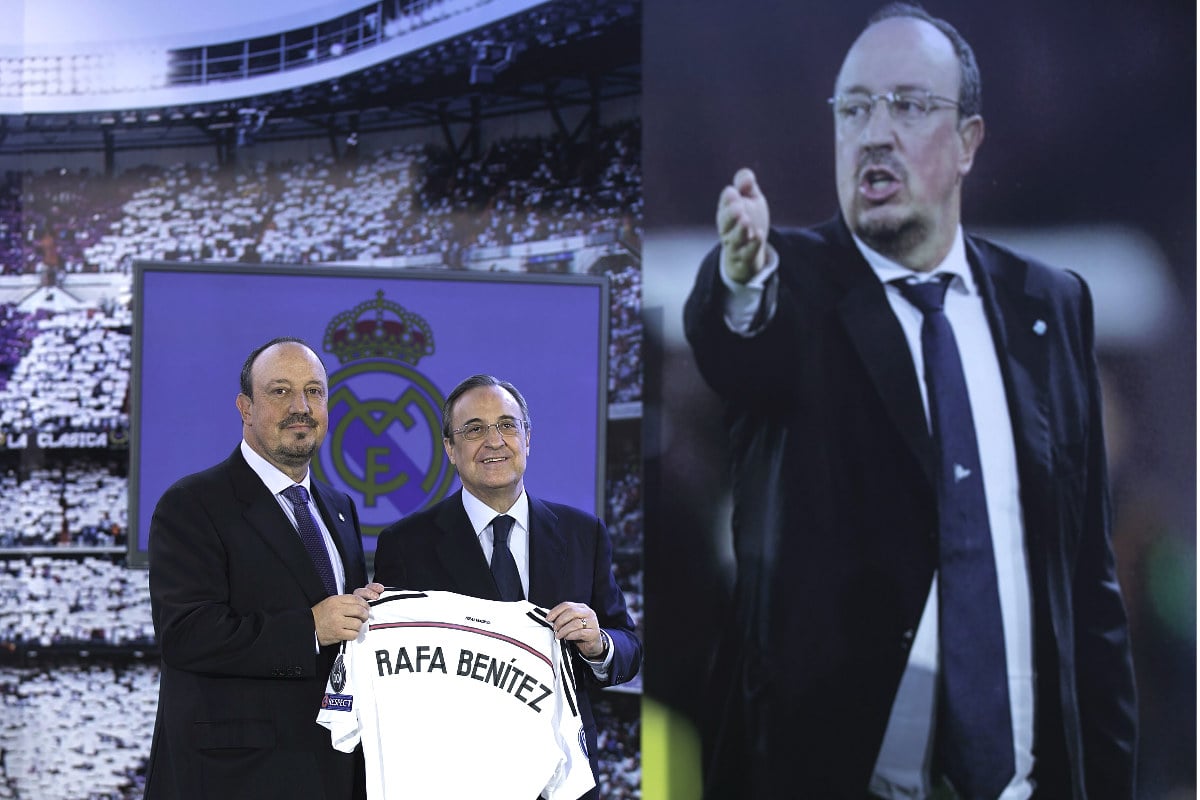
[
  {"x1": 1, "y1": 0, "x2": 639, "y2": 159},
  {"x1": 6, "y1": 0, "x2": 351, "y2": 50}
]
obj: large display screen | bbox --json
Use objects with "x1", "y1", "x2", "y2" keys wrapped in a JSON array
[{"x1": 128, "y1": 261, "x2": 608, "y2": 567}]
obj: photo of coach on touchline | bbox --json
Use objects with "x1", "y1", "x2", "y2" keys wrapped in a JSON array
[
  {"x1": 372, "y1": 373, "x2": 642, "y2": 800},
  {"x1": 144, "y1": 337, "x2": 376, "y2": 800},
  {"x1": 683, "y1": 4, "x2": 1136, "y2": 799}
]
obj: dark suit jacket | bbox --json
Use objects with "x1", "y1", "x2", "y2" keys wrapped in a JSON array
[
  {"x1": 373, "y1": 490, "x2": 642, "y2": 797},
  {"x1": 144, "y1": 446, "x2": 368, "y2": 800},
  {"x1": 683, "y1": 217, "x2": 1137, "y2": 799}
]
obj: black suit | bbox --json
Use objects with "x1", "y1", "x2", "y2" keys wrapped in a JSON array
[
  {"x1": 373, "y1": 490, "x2": 642, "y2": 797},
  {"x1": 144, "y1": 447, "x2": 368, "y2": 800},
  {"x1": 683, "y1": 217, "x2": 1136, "y2": 799}
]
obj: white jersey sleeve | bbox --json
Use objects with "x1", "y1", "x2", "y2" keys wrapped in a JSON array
[
  {"x1": 316, "y1": 625, "x2": 365, "y2": 754},
  {"x1": 316, "y1": 589, "x2": 596, "y2": 800}
]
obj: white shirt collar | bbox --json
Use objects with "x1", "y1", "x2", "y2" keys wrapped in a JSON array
[
  {"x1": 240, "y1": 439, "x2": 312, "y2": 496},
  {"x1": 851, "y1": 225, "x2": 977, "y2": 296},
  {"x1": 461, "y1": 488, "x2": 530, "y2": 538}
]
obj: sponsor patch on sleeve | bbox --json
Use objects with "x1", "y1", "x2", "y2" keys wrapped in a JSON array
[{"x1": 321, "y1": 693, "x2": 354, "y2": 712}]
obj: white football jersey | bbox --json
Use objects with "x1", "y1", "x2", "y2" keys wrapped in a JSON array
[{"x1": 317, "y1": 589, "x2": 596, "y2": 800}]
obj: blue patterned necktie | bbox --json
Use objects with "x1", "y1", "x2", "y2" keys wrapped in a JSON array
[
  {"x1": 281, "y1": 484, "x2": 337, "y2": 597},
  {"x1": 893, "y1": 274, "x2": 1015, "y2": 800},
  {"x1": 489, "y1": 515, "x2": 524, "y2": 601}
]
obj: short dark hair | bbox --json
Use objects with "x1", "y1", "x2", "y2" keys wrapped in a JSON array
[
  {"x1": 441, "y1": 374, "x2": 531, "y2": 439},
  {"x1": 239, "y1": 336, "x2": 319, "y2": 397},
  {"x1": 867, "y1": 2, "x2": 982, "y2": 118}
]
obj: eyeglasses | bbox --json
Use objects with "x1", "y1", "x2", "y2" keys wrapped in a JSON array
[
  {"x1": 828, "y1": 90, "x2": 963, "y2": 129},
  {"x1": 450, "y1": 419, "x2": 528, "y2": 441}
]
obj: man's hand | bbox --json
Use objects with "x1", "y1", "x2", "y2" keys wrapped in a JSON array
[
  {"x1": 546, "y1": 601, "x2": 605, "y2": 660},
  {"x1": 353, "y1": 582, "x2": 386, "y2": 602},
  {"x1": 312, "y1": 594, "x2": 371, "y2": 647},
  {"x1": 717, "y1": 167, "x2": 771, "y2": 283}
]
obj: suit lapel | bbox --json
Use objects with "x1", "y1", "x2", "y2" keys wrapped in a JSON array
[
  {"x1": 827, "y1": 223, "x2": 936, "y2": 487},
  {"x1": 434, "y1": 493, "x2": 501, "y2": 599},
  {"x1": 227, "y1": 449, "x2": 329, "y2": 603},
  {"x1": 967, "y1": 238, "x2": 1054, "y2": 507},
  {"x1": 830, "y1": 223, "x2": 1058, "y2": 495},
  {"x1": 527, "y1": 496, "x2": 567, "y2": 609},
  {"x1": 312, "y1": 481, "x2": 366, "y2": 589}
]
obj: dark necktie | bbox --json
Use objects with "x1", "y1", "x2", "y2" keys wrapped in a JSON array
[
  {"x1": 281, "y1": 484, "x2": 337, "y2": 597},
  {"x1": 893, "y1": 274, "x2": 1014, "y2": 800},
  {"x1": 489, "y1": 515, "x2": 524, "y2": 601}
]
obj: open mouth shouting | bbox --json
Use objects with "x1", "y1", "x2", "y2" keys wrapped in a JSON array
[{"x1": 859, "y1": 163, "x2": 902, "y2": 203}]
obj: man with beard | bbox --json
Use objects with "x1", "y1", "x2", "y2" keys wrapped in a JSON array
[
  {"x1": 144, "y1": 337, "x2": 375, "y2": 800},
  {"x1": 683, "y1": 4, "x2": 1136, "y2": 799}
]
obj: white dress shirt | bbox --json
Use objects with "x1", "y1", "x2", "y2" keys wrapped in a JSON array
[
  {"x1": 721, "y1": 229, "x2": 1034, "y2": 799},
  {"x1": 462, "y1": 487, "x2": 533, "y2": 599},
  {"x1": 240, "y1": 439, "x2": 347, "y2": 594}
]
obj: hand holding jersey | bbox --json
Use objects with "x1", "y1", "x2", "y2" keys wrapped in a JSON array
[
  {"x1": 317, "y1": 590, "x2": 596, "y2": 800},
  {"x1": 545, "y1": 601, "x2": 607, "y2": 660}
]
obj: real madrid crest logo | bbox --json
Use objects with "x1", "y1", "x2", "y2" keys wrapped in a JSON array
[{"x1": 311, "y1": 290, "x2": 454, "y2": 537}]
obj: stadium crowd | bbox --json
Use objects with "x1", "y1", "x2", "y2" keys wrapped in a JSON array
[
  {"x1": 0, "y1": 307, "x2": 131, "y2": 437},
  {"x1": 0, "y1": 121, "x2": 644, "y2": 798},
  {"x1": 593, "y1": 695, "x2": 642, "y2": 800},
  {"x1": 3, "y1": 122, "x2": 640, "y2": 276},
  {"x1": 607, "y1": 263, "x2": 643, "y2": 405},
  {"x1": 3, "y1": 123, "x2": 642, "y2": 409},
  {"x1": 612, "y1": 550, "x2": 644, "y2": 639},
  {"x1": 607, "y1": 438, "x2": 643, "y2": 554},
  {"x1": 0, "y1": 464, "x2": 127, "y2": 549},
  {"x1": 0, "y1": 662, "x2": 156, "y2": 799},
  {"x1": 0, "y1": 173, "x2": 22, "y2": 279},
  {"x1": 0, "y1": 307, "x2": 46, "y2": 392},
  {"x1": 0, "y1": 556, "x2": 152, "y2": 651}
]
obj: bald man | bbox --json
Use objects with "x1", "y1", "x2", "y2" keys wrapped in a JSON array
[{"x1": 145, "y1": 337, "x2": 376, "y2": 800}]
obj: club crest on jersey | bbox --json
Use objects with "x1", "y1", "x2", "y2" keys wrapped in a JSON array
[
  {"x1": 321, "y1": 693, "x2": 353, "y2": 711},
  {"x1": 330, "y1": 653, "x2": 347, "y2": 693},
  {"x1": 312, "y1": 291, "x2": 454, "y2": 538}
]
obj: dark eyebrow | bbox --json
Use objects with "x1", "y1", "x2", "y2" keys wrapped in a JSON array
[
  {"x1": 459, "y1": 414, "x2": 518, "y2": 425},
  {"x1": 264, "y1": 378, "x2": 325, "y2": 390},
  {"x1": 836, "y1": 83, "x2": 933, "y2": 95}
]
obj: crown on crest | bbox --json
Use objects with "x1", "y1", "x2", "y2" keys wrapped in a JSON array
[{"x1": 324, "y1": 290, "x2": 435, "y2": 365}]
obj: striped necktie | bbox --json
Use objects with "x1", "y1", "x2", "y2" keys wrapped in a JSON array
[{"x1": 281, "y1": 484, "x2": 337, "y2": 597}]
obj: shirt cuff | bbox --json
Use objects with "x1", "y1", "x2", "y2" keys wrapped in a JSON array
[
  {"x1": 720, "y1": 243, "x2": 779, "y2": 334},
  {"x1": 582, "y1": 630, "x2": 614, "y2": 680}
]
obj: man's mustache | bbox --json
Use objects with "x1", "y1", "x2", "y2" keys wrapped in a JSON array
[{"x1": 279, "y1": 414, "x2": 318, "y2": 430}]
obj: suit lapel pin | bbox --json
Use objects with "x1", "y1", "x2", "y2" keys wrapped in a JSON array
[
  {"x1": 1032, "y1": 319, "x2": 1047, "y2": 336},
  {"x1": 338, "y1": 512, "x2": 345, "y2": 522}
]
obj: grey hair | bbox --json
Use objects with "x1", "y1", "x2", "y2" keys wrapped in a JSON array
[{"x1": 441, "y1": 374, "x2": 531, "y2": 438}]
